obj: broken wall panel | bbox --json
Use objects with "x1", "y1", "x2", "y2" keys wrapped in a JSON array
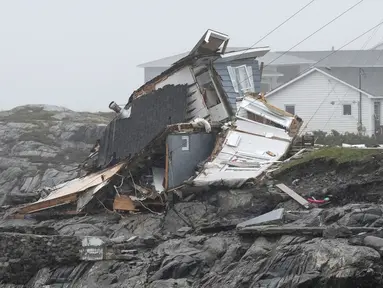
[
  {"x1": 238, "y1": 96, "x2": 295, "y2": 129},
  {"x1": 155, "y1": 66, "x2": 210, "y2": 120},
  {"x1": 235, "y1": 118, "x2": 292, "y2": 141},
  {"x1": 17, "y1": 163, "x2": 124, "y2": 214},
  {"x1": 193, "y1": 122, "x2": 291, "y2": 187},
  {"x1": 214, "y1": 59, "x2": 261, "y2": 112},
  {"x1": 167, "y1": 132, "x2": 216, "y2": 189},
  {"x1": 98, "y1": 85, "x2": 189, "y2": 167}
]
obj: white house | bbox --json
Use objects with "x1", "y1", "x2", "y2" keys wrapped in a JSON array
[{"x1": 265, "y1": 67, "x2": 383, "y2": 136}]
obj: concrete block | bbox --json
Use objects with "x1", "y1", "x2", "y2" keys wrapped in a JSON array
[{"x1": 237, "y1": 208, "x2": 284, "y2": 229}]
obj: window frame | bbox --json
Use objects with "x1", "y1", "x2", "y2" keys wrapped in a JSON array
[
  {"x1": 342, "y1": 104, "x2": 352, "y2": 116},
  {"x1": 284, "y1": 104, "x2": 295, "y2": 115},
  {"x1": 227, "y1": 65, "x2": 254, "y2": 93}
]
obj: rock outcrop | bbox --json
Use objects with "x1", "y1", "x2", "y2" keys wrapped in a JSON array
[{"x1": 0, "y1": 104, "x2": 112, "y2": 206}]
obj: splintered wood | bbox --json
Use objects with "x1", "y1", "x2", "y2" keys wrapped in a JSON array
[
  {"x1": 113, "y1": 195, "x2": 137, "y2": 211},
  {"x1": 276, "y1": 183, "x2": 310, "y2": 209}
]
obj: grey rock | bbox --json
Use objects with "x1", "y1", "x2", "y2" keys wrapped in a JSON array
[{"x1": 0, "y1": 105, "x2": 111, "y2": 205}]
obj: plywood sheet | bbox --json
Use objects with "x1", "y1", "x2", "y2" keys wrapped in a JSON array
[{"x1": 113, "y1": 195, "x2": 137, "y2": 211}]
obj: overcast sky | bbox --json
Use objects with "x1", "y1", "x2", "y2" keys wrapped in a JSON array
[{"x1": 1, "y1": 0, "x2": 383, "y2": 111}]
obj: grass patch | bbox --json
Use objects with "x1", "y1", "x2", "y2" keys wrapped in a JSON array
[{"x1": 280, "y1": 147, "x2": 383, "y2": 172}]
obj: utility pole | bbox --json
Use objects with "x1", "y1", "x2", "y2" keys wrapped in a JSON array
[{"x1": 358, "y1": 68, "x2": 363, "y2": 133}]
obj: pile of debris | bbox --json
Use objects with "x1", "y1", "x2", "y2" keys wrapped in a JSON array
[{"x1": 9, "y1": 29, "x2": 303, "y2": 219}]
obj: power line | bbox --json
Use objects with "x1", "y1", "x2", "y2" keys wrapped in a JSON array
[
  {"x1": 230, "y1": 0, "x2": 317, "y2": 61},
  {"x1": 234, "y1": 0, "x2": 365, "y2": 90},
  {"x1": 292, "y1": 19, "x2": 383, "y2": 134},
  {"x1": 263, "y1": 0, "x2": 365, "y2": 69},
  {"x1": 320, "y1": 24, "x2": 383, "y2": 135}
]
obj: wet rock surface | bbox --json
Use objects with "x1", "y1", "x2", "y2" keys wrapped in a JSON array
[
  {"x1": 0, "y1": 105, "x2": 112, "y2": 206},
  {"x1": 1, "y1": 185, "x2": 383, "y2": 287},
  {"x1": 3, "y1": 112, "x2": 383, "y2": 286}
]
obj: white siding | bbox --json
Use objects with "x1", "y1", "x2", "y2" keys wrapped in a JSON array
[{"x1": 266, "y1": 70, "x2": 374, "y2": 135}]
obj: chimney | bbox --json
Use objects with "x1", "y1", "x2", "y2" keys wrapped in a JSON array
[{"x1": 109, "y1": 101, "x2": 121, "y2": 114}]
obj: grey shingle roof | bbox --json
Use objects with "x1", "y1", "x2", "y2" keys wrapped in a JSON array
[
  {"x1": 137, "y1": 49, "x2": 315, "y2": 68},
  {"x1": 98, "y1": 84, "x2": 188, "y2": 167},
  {"x1": 317, "y1": 66, "x2": 383, "y2": 96},
  {"x1": 285, "y1": 50, "x2": 383, "y2": 67}
]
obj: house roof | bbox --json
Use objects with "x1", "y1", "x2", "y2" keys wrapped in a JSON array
[
  {"x1": 285, "y1": 50, "x2": 383, "y2": 68},
  {"x1": 265, "y1": 67, "x2": 379, "y2": 99},
  {"x1": 138, "y1": 49, "x2": 315, "y2": 68}
]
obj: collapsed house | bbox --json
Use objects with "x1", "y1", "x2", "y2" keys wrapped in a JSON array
[{"x1": 13, "y1": 29, "x2": 302, "y2": 218}]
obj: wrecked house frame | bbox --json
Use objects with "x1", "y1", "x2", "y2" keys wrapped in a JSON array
[{"x1": 13, "y1": 29, "x2": 302, "y2": 218}]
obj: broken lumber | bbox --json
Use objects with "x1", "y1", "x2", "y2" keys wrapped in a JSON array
[
  {"x1": 276, "y1": 183, "x2": 309, "y2": 209},
  {"x1": 113, "y1": 195, "x2": 137, "y2": 211}
]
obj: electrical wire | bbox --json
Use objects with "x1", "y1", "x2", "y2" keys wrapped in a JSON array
[
  {"x1": 236, "y1": 17, "x2": 383, "y2": 123},
  {"x1": 319, "y1": 24, "x2": 383, "y2": 131},
  {"x1": 229, "y1": 0, "x2": 317, "y2": 62},
  {"x1": 235, "y1": 0, "x2": 366, "y2": 90},
  {"x1": 263, "y1": 0, "x2": 365, "y2": 69}
]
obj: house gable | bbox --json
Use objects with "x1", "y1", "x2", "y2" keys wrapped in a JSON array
[
  {"x1": 266, "y1": 67, "x2": 376, "y2": 99},
  {"x1": 265, "y1": 68, "x2": 374, "y2": 135}
]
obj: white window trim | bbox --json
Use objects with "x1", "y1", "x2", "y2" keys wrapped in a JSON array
[
  {"x1": 181, "y1": 135, "x2": 190, "y2": 151},
  {"x1": 227, "y1": 65, "x2": 254, "y2": 93}
]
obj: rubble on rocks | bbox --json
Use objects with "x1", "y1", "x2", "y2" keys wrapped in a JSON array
[{"x1": 3, "y1": 28, "x2": 383, "y2": 287}]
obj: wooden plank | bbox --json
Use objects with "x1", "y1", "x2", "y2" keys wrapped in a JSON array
[
  {"x1": 276, "y1": 183, "x2": 310, "y2": 209},
  {"x1": 113, "y1": 195, "x2": 137, "y2": 211},
  {"x1": 17, "y1": 193, "x2": 78, "y2": 214}
]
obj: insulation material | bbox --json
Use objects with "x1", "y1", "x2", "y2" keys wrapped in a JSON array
[{"x1": 152, "y1": 167, "x2": 165, "y2": 193}]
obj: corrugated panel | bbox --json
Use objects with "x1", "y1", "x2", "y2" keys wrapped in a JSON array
[{"x1": 214, "y1": 59, "x2": 261, "y2": 112}]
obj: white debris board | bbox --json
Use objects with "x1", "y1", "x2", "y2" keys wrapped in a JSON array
[{"x1": 276, "y1": 183, "x2": 309, "y2": 209}]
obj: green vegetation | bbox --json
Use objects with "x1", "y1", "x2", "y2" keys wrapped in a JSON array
[
  {"x1": 313, "y1": 130, "x2": 383, "y2": 146},
  {"x1": 280, "y1": 147, "x2": 383, "y2": 172}
]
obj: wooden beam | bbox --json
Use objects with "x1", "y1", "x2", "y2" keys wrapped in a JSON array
[
  {"x1": 17, "y1": 194, "x2": 78, "y2": 214},
  {"x1": 276, "y1": 183, "x2": 310, "y2": 209}
]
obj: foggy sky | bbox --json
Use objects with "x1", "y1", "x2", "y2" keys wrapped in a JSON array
[{"x1": 1, "y1": 0, "x2": 382, "y2": 112}]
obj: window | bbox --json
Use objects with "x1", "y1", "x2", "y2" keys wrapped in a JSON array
[
  {"x1": 343, "y1": 104, "x2": 352, "y2": 115},
  {"x1": 181, "y1": 135, "x2": 189, "y2": 151},
  {"x1": 285, "y1": 105, "x2": 295, "y2": 115},
  {"x1": 227, "y1": 65, "x2": 254, "y2": 93}
]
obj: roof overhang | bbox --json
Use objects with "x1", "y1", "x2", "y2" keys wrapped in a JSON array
[
  {"x1": 216, "y1": 47, "x2": 271, "y2": 63},
  {"x1": 189, "y1": 29, "x2": 230, "y2": 56}
]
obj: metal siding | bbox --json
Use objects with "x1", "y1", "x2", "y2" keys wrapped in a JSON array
[
  {"x1": 266, "y1": 70, "x2": 374, "y2": 135},
  {"x1": 214, "y1": 59, "x2": 261, "y2": 111},
  {"x1": 167, "y1": 133, "x2": 216, "y2": 188}
]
